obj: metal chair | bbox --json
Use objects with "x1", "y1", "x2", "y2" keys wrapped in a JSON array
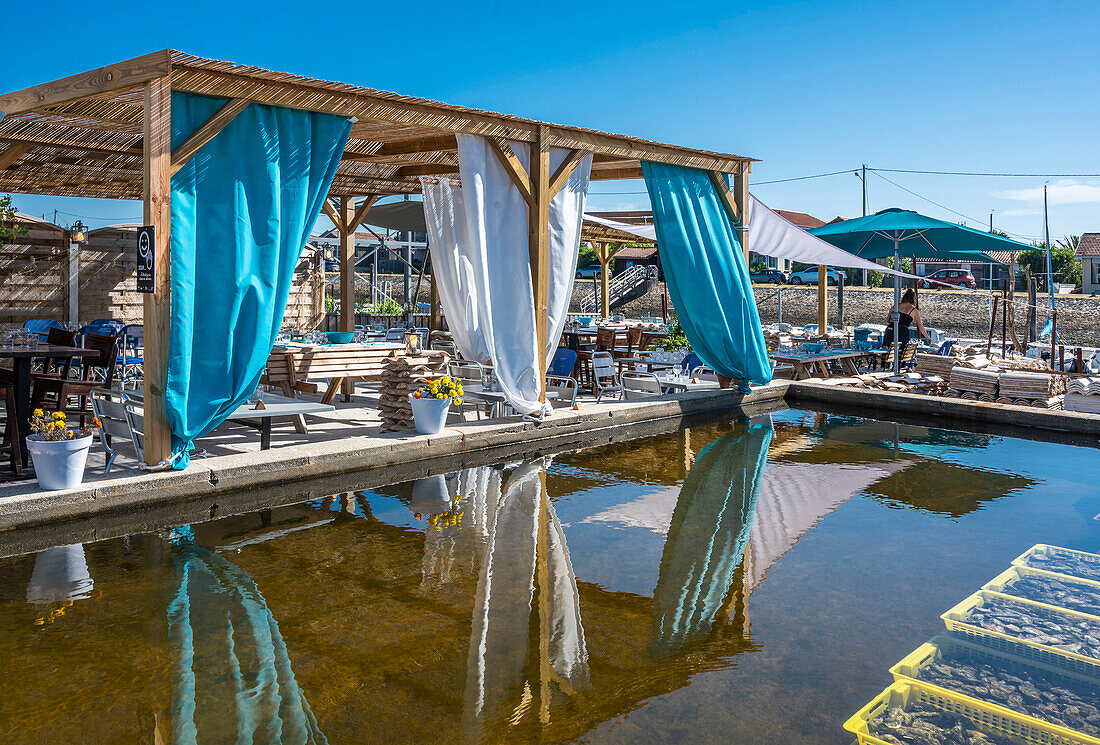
[
  {"x1": 23, "y1": 319, "x2": 64, "y2": 342},
  {"x1": 385, "y1": 327, "x2": 408, "y2": 343},
  {"x1": 447, "y1": 360, "x2": 487, "y2": 420},
  {"x1": 689, "y1": 365, "x2": 719, "y2": 382},
  {"x1": 431, "y1": 339, "x2": 459, "y2": 358},
  {"x1": 548, "y1": 348, "x2": 577, "y2": 378},
  {"x1": 591, "y1": 352, "x2": 621, "y2": 401},
  {"x1": 546, "y1": 375, "x2": 578, "y2": 408},
  {"x1": 91, "y1": 388, "x2": 143, "y2": 472},
  {"x1": 621, "y1": 371, "x2": 663, "y2": 400},
  {"x1": 119, "y1": 324, "x2": 144, "y2": 389}
]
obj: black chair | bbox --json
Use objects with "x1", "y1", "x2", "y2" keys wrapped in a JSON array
[
  {"x1": 0, "y1": 371, "x2": 22, "y2": 477},
  {"x1": 31, "y1": 333, "x2": 120, "y2": 427}
]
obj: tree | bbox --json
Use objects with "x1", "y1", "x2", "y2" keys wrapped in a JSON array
[
  {"x1": 0, "y1": 194, "x2": 27, "y2": 244},
  {"x1": 577, "y1": 242, "x2": 616, "y2": 273},
  {"x1": 1056, "y1": 234, "x2": 1081, "y2": 253},
  {"x1": 1017, "y1": 245, "x2": 1082, "y2": 288}
]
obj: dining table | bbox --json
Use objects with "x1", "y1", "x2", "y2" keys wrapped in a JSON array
[
  {"x1": 770, "y1": 347, "x2": 883, "y2": 380},
  {"x1": 461, "y1": 384, "x2": 559, "y2": 418},
  {"x1": 653, "y1": 372, "x2": 721, "y2": 393},
  {"x1": 1, "y1": 344, "x2": 99, "y2": 467}
]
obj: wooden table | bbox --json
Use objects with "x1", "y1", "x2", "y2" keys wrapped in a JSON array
[
  {"x1": 225, "y1": 395, "x2": 335, "y2": 449},
  {"x1": 1, "y1": 345, "x2": 98, "y2": 467},
  {"x1": 771, "y1": 348, "x2": 880, "y2": 380}
]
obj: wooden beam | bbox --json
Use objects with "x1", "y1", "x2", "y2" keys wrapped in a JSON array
[
  {"x1": 549, "y1": 149, "x2": 587, "y2": 197},
  {"x1": 0, "y1": 134, "x2": 143, "y2": 158},
  {"x1": 142, "y1": 75, "x2": 173, "y2": 465},
  {"x1": 348, "y1": 195, "x2": 377, "y2": 233},
  {"x1": 0, "y1": 143, "x2": 30, "y2": 170},
  {"x1": 529, "y1": 126, "x2": 551, "y2": 404},
  {"x1": 374, "y1": 135, "x2": 457, "y2": 157},
  {"x1": 321, "y1": 198, "x2": 346, "y2": 233},
  {"x1": 488, "y1": 137, "x2": 534, "y2": 206},
  {"x1": 590, "y1": 164, "x2": 644, "y2": 181},
  {"x1": 395, "y1": 163, "x2": 459, "y2": 179},
  {"x1": 0, "y1": 50, "x2": 172, "y2": 117},
  {"x1": 169, "y1": 98, "x2": 250, "y2": 177},
  {"x1": 430, "y1": 271, "x2": 442, "y2": 331},
  {"x1": 596, "y1": 243, "x2": 611, "y2": 318}
]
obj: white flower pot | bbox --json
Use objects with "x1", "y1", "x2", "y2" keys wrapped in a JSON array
[
  {"x1": 408, "y1": 394, "x2": 451, "y2": 435},
  {"x1": 26, "y1": 434, "x2": 93, "y2": 491}
]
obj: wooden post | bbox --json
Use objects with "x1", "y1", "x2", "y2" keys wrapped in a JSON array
[
  {"x1": 986, "y1": 295, "x2": 999, "y2": 356},
  {"x1": 528, "y1": 126, "x2": 551, "y2": 404},
  {"x1": 732, "y1": 166, "x2": 749, "y2": 265},
  {"x1": 142, "y1": 75, "x2": 172, "y2": 465},
  {"x1": 66, "y1": 235, "x2": 79, "y2": 325},
  {"x1": 837, "y1": 273, "x2": 845, "y2": 330},
  {"x1": 1001, "y1": 290, "x2": 1008, "y2": 357},
  {"x1": 817, "y1": 265, "x2": 828, "y2": 333},
  {"x1": 338, "y1": 196, "x2": 356, "y2": 396},
  {"x1": 596, "y1": 243, "x2": 611, "y2": 319}
]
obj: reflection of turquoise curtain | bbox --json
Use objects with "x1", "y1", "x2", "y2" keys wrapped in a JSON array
[
  {"x1": 168, "y1": 545, "x2": 327, "y2": 745},
  {"x1": 168, "y1": 93, "x2": 351, "y2": 467},
  {"x1": 642, "y1": 162, "x2": 772, "y2": 385},
  {"x1": 649, "y1": 421, "x2": 772, "y2": 656}
]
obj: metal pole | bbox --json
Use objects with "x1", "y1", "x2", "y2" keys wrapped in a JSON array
[
  {"x1": 777, "y1": 286, "x2": 782, "y2": 324},
  {"x1": 892, "y1": 236, "x2": 901, "y2": 373},
  {"x1": 861, "y1": 164, "x2": 867, "y2": 216}
]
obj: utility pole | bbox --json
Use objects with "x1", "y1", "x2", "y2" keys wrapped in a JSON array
[
  {"x1": 861, "y1": 164, "x2": 867, "y2": 216},
  {"x1": 989, "y1": 210, "x2": 994, "y2": 233}
]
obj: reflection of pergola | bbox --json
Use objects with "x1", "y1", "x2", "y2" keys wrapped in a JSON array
[{"x1": 0, "y1": 50, "x2": 755, "y2": 463}]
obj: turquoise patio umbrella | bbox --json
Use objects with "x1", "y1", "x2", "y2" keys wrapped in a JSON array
[{"x1": 809, "y1": 209, "x2": 1029, "y2": 371}]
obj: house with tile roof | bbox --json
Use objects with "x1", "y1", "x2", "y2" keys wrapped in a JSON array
[{"x1": 1076, "y1": 233, "x2": 1100, "y2": 295}]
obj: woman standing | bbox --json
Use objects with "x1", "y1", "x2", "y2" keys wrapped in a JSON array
[{"x1": 882, "y1": 288, "x2": 930, "y2": 349}]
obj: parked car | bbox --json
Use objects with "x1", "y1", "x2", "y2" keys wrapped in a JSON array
[
  {"x1": 920, "y1": 269, "x2": 977, "y2": 289},
  {"x1": 575, "y1": 264, "x2": 603, "y2": 279},
  {"x1": 750, "y1": 269, "x2": 787, "y2": 284},
  {"x1": 788, "y1": 267, "x2": 846, "y2": 285}
]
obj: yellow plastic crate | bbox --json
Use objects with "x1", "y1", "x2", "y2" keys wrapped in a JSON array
[
  {"x1": 845, "y1": 680, "x2": 1092, "y2": 745},
  {"x1": 890, "y1": 634, "x2": 1100, "y2": 745},
  {"x1": 984, "y1": 566, "x2": 1100, "y2": 621},
  {"x1": 1013, "y1": 544, "x2": 1100, "y2": 585},
  {"x1": 942, "y1": 590, "x2": 1100, "y2": 676}
]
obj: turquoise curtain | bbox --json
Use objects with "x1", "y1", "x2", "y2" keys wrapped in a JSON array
[
  {"x1": 641, "y1": 162, "x2": 772, "y2": 387},
  {"x1": 168, "y1": 545, "x2": 328, "y2": 744},
  {"x1": 648, "y1": 420, "x2": 772, "y2": 657},
  {"x1": 168, "y1": 93, "x2": 351, "y2": 467}
]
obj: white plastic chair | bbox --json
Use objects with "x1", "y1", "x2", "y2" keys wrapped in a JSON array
[
  {"x1": 546, "y1": 375, "x2": 578, "y2": 408},
  {"x1": 591, "y1": 351, "x2": 621, "y2": 401},
  {"x1": 621, "y1": 371, "x2": 663, "y2": 400}
]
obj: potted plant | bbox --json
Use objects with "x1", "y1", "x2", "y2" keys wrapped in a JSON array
[
  {"x1": 408, "y1": 376, "x2": 464, "y2": 434},
  {"x1": 25, "y1": 409, "x2": 100, "y2": 491}
]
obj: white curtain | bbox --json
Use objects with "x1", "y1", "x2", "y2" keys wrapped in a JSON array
[
  {"x1": 421, "y1": 178, "x2": 493, "y2": 363},
  {"x1": 431, "y1": 135, "x2": 591, "y2": 418}
]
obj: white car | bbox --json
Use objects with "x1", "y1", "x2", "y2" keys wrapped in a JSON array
[{"x1": 788, "y1": 267, "x2": 847, "y2": 285}]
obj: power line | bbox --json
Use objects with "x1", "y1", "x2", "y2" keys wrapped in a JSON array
[
  {"x1": 871, "y1": 167, "x2": 1100, "y2": 178},
  {"x1": 588, "y1": 167, "x2": 859, "y2": 195}
]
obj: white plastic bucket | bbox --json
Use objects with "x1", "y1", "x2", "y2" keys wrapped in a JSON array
[
  {"x1": 26, "y1": 435, "x2": 93, "y2": 491},
  {"x1": 408, "y1": 394, "x2": 451, "y2": 435}
]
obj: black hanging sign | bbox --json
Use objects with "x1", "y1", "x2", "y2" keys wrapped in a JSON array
[{"x1": 136, "y1": 226, "x2": 155, "y2": 293}]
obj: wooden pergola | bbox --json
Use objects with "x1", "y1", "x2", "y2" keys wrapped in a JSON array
[{"x1": 0, "y1": 50, "x2": 755, "y2": 464}]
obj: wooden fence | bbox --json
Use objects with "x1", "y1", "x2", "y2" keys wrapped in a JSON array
[{"x1": 1, "y1": 219, "x2": 325, "y2": 331}]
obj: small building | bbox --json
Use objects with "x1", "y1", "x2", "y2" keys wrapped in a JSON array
[{"x1": 1076, "y1": 233, "x2": 1100, "y2": 295}]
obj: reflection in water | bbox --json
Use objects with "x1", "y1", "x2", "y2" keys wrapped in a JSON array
[
  {"x1": 464, "y1": 459, "x2": 589, "y2": 742},
  {"x1": 168, "y1": 542, "x2": 327, "y2": 745},
  {"x1": 27, "y1": 544, "x2": 94, "y2": 605},
  {"x1": 649, "y1": 419, "x2": 773, "y2": 657}
]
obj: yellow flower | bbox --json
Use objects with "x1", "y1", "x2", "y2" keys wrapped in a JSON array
[
  {"x1": 32, "y1": 408, "x2": 43, "y2": 417},
  {"x1": 454, "y1": 397, "x2": 463, "y2": 406},
  {"x1": 53, "y1": 412, "x2": 65, "y2": 421},
  {"x1": 435, "y1": 392, "x2": 444, "y2": 399}
]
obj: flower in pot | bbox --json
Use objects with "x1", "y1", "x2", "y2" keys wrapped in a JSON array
[
  {"x1": 408, "y1": 376, "x2": 464, "y2": 434},
  {"x1": 26, "y1": 409, "x2": 100, "y2": 491}
]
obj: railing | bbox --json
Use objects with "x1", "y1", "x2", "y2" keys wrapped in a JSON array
[{"x1": 578, "y1": 264, "x2": 652, "y2": 314}]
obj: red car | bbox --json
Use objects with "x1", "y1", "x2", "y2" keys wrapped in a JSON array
[{"x1": 920, "y1": 269, "x2": 977, "y2": 289}]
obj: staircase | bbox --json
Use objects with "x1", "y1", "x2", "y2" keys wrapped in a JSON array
[{"x1": 578, "y1": 265, "x2": 658, "y2": 314}]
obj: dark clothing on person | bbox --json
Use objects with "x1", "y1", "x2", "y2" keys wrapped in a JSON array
[{"x1": 882, "y1": 310, "x2": 914, "y2": 348}]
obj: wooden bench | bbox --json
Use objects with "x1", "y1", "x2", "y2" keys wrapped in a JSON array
[{"x1": 261, "y1": 344, "x2": 404, "y2": 406}]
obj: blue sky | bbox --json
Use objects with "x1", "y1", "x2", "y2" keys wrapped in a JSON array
[{"x1": 3, "y1": 0, "x2": 1098, "y2": 242}]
